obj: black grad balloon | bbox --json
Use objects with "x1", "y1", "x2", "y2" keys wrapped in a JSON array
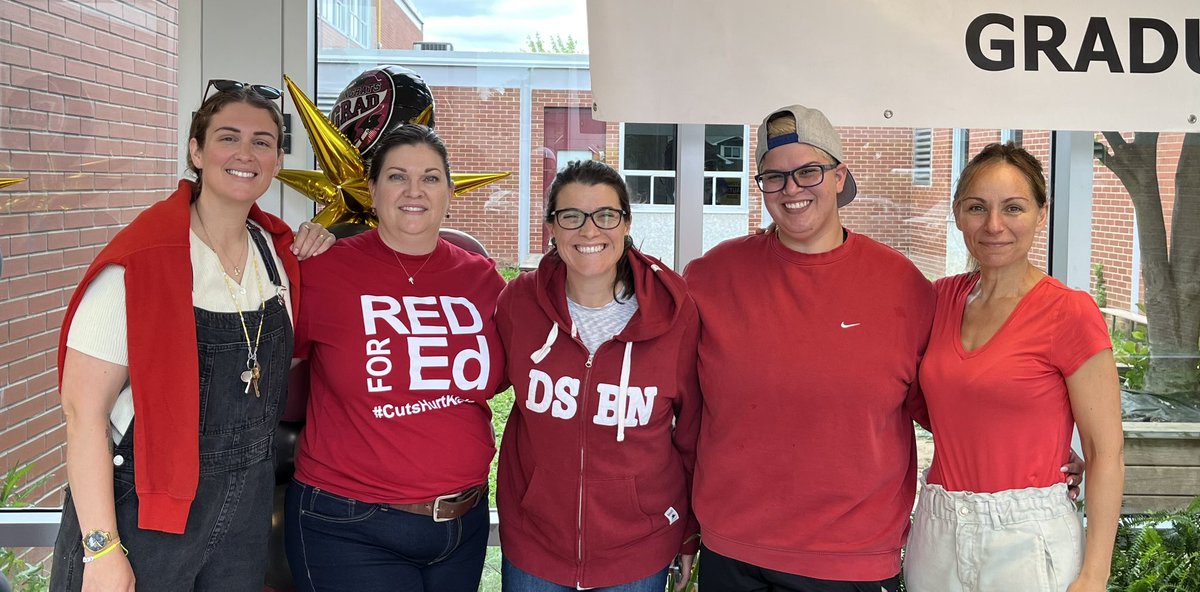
[{"x1": 330, "y1": 65, "x2": 436, "y2": 160}]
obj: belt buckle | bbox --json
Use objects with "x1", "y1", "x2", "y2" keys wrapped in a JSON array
[{"x1": 431, "y1": 491, "x2": 459, "y2": 522}]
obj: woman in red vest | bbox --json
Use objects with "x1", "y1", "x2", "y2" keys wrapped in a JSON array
[{"x1": 51, "y1": 80, "x2": 332, "y2": 592}]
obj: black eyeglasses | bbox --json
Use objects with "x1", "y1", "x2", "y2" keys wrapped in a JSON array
[
  {"x1": 202, "y1": 79, "x2": 282, "y2": 104},
  {"x1": 548, "y1": 207, "x2": 628, "y2": 230},
  {"x1": 754, "y1": 163, "x2": 838, "y2": 193}
]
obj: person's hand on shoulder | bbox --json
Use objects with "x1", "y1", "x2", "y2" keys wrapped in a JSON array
[{"x1": 291, "y1": 221, "x2": 336, "y2": 260}]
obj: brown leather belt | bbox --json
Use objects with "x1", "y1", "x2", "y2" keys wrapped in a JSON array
[{"x1": 388, "y1": 485, "x2": 484, "y2": 522}]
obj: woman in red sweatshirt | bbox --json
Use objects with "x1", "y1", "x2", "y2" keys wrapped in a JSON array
[
  {"x1": 51, "y1": 80, "x2": 332, "y2": 592},
  {"x1": 495, "y1": 160, "x2": 702, "y2": 591}
]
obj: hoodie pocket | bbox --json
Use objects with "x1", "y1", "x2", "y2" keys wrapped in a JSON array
[
  {"x1": 518, "y1": 465, "x2": 577, "y2": 552},
  {"x1": 582, "y1": 476, "x2": 656, "y2": 551}
]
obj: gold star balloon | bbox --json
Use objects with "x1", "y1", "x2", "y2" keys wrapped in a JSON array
[
  {"x1": 0, "y1": 178, "x2": 26, "y2": 190},
  {"x1": 276, "y1": 68, "x2": 510, "y2": 229}
]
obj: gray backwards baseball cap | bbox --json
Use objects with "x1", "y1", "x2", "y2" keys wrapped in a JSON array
[{"x1": 755, "y1": 104, "x2": 858, "y2": 207}]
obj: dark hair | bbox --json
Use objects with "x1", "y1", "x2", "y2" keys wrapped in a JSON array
[
  {"x1": 366, "y1": 124, "x2": 452, "y2": 184},
  {"x1": 545, "y1": 160, "x2": 635, "y2": 302},
  {"x1": 954, "y1": 142, "x2": 1048, "y2": 210},
  {"x1": 187, "y1": 86, "x2": 285, "y2": 199}
]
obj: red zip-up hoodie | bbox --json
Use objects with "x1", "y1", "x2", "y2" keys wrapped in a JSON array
[{"x1": 495, "y1": 248, "x2": 701, "y2": 588}]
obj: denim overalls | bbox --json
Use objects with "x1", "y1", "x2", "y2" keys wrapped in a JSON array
[{"x1": 52, "y1": 225, "x2": 292, "y2": 592}]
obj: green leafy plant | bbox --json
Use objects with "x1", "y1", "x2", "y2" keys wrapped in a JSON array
[
  {"x1": 1093, "y1": 263, "x2": 1109, "y2": 309},
  {"x1": 498, "y1": 266, "x2": 521, "y2": 282},
  {"x1": 1113, "y1": 325, "x2": 1151, "y2": 391},
  {"x1": 0, "y1": 462, "x2": 50, "y2": 592},
  {"x1": 1108, "y1": 497, "x2": 1200, "y2": 591},
  {"x1": 487, "y1": 387, "x2": 515, "y2": 507}
]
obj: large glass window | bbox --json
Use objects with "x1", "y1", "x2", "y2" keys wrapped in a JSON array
[
  {"x1": 319, "y1": 0, "x2": 372, "y2": 48},
  {"x1": 621, "y1": 123, "x2": 748, "y2": 208},
  {"x1": 622, "y1": 123, "x2": 678, "y2": 205}
]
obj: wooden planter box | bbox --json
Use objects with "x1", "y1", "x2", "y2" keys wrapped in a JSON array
[{"x1": 1121, "y1": 422, "x2": 1200, "y2": 513}]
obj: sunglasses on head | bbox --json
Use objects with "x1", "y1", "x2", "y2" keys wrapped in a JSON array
[{"x1": 202, "y1": 79, "x2": 282, "y2": 104}]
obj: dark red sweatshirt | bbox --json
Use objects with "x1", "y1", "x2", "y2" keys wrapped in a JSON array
[{"x1": 495, "y1": 248, "x2": 701, "y2": 588}]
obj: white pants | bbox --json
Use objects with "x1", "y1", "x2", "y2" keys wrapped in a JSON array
[{"x1": 904, "y1": 482, "x2": 1083, "y2": 592}]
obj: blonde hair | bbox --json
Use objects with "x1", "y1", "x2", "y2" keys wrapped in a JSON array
[{"x1": 764, "y1": 113, "x2": 837, "y2": 163}]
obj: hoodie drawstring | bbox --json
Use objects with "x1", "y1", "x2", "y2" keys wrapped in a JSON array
[
  {"x1": 616, "y1": 341, "x2": 633, "y2": 442},
  {"x1": 530, "y1": 323, "x2": 559, "y2": 364},
  {"x1": 530, "y1": 322, "x2": 579, "y2": 364}
]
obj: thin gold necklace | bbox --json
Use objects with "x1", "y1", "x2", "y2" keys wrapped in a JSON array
[
  {"x1": 195, "y1": 205, "x2": 248, "y2": 279},
  {"x1": 219, "y1": 243, "x2": 267, "y2": 397},
  {"x1": 390, "y1": 243, "x2": 435, "y2": 285}
]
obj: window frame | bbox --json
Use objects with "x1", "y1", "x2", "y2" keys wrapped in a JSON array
[
  {"x1": 912, "y1": 128, "x2": 934, "y2": 187},
  {"x1": 618, "y1": 122, "x2": 750, "y2": 212},
  {"x1": 319, "y1": 0, "x2": 372, "y2": 48}
]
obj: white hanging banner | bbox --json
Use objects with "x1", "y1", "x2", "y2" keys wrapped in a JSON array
[{"x1": 586, "y1": 0, "x2": 1200, "y2": 131}]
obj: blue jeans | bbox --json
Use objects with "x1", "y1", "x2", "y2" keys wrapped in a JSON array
[
  {"x1": 502, "y1": 558, "x2": 668, "y2": 591},
  {"x1": 285, "y1": 480, "x2": 488, "y2": 592}
]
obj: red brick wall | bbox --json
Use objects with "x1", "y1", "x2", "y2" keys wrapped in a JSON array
[
  {"x1": 379, "y1": 0, "x2": 421, "y2": 50},
  {"x1": 0, "y1": 1, "x2": 180, "y2": 503},
  {"x1": 844, "y1": 126, "x2": 937, "y2": 272},
  {"x1": 319, "y1": 2, "x2": 421, "y2": 50},
  {"x1": 430, "y1": 86, "x2": 522, "y2": 264},
  {"x1": 318, "y1": 19, "x2": 358, "y2": 49}
]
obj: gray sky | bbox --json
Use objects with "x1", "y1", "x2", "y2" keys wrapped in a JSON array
[{"x1": 414, "y1": 0, "x2": 589, "y2": 53}]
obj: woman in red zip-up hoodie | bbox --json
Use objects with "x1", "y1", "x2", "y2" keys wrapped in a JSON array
[{"x1": 495, "y1": 160, "x2": 702, "y2": 591}]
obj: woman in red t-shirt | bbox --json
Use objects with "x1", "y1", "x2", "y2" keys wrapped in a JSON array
[
  {"x1": 284, "y1": 125, "x2": 507, "y2": 592},
  {"x1": 905, "y1": 143, "x2": 1124, "y2": 592}
]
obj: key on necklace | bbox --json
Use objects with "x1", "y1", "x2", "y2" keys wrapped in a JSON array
[{"x1": 240, "y1": 363, "x2": 262, "y2": 397}]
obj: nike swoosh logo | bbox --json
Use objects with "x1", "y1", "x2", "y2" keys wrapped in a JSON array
[{"x1": 840, "y1": 322, "x2": 861, "y2": 329}]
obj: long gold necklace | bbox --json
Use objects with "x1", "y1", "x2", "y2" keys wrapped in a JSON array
[
  {"x1": 391, "y1": 245, "x2": 434, "y2": 285},
  {"x1": 195, "y1": 206, "x2": 248, "y2": 279},
  {"x1": 219, "y1": 237, "x2": 267, "y2": 397}
]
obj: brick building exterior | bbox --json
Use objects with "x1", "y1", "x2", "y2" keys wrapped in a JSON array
[
  {"x1": 319, "y1": 0, "x2": 423, "y2": 50},
  {"x1": 435, "y1": 85, "x2": 523, "y2": 263},
  {"x1": 1, "y1": 0, "x2": 181, "y2": 504}
]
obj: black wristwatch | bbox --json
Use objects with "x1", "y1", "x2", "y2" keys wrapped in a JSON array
[{"x1": 82, "y1": 529, "x2": 114, "y2": 553}]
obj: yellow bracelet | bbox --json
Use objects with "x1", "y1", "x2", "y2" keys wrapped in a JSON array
[{"x1": 81, "y1": 540, "x2": 126, "y2": 564}]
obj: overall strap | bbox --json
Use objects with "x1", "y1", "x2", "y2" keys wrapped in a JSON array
[{"x1": 245, "y1": 222, "x2": 283, "y2": 288}]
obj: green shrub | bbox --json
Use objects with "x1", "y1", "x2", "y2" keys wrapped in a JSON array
[
  {"x1": 1094, "y1": 263, "x2": 1109, "y2": 309},
  {"x1": 1112, "y1": 326, "x2": 1150, "y2": 391},
  {"x1": 1108, "y1": 497, "x2": 1200, "y2": 591},
  {"x1": 0, "y1": 462, "x2": 50, "y2": 592}
]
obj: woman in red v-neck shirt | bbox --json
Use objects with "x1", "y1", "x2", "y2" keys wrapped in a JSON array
[{"x1": 905, "y1": 143, "x2": 1124, "y2": 592}]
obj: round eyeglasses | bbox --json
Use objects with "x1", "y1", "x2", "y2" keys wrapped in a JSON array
[
  {"x1": 548, "y1": 207, "x2": 628, "y2": 230},
  {"x1": 754, "y1": 163, "x2": 838, "y2": 193},
  {"x1": 202, "y1": 79, "x2": 283, "y2": 104}
]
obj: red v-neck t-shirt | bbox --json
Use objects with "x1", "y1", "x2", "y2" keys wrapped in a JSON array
[{"x1": 919, "y1": 273, "x2": 1111, "y2": 493}]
